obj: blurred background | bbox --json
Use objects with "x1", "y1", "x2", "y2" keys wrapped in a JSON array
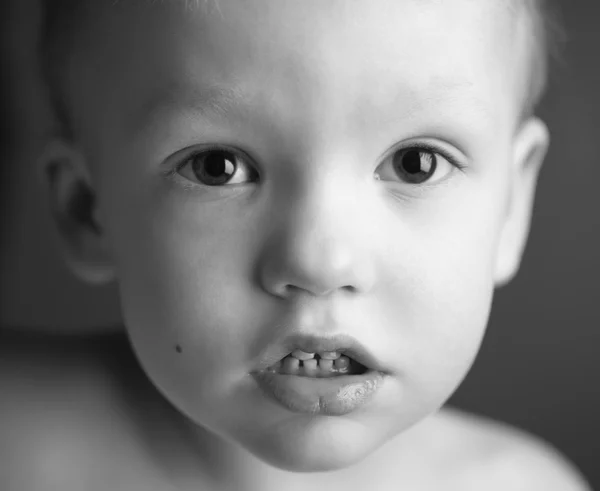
[{"x1": 1, "y1": 0, "x2": 598, "y2": 487}]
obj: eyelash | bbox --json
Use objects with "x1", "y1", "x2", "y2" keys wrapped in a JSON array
[
  {"x1": 395, "y1": 141, "x2": 466, "y2": 173},
  {"x1": 162, "y1": 141, "x2": 467, "y2": 187},
  {"x1": 164, "y1": 144, "x2": 246, "y2": 178}
]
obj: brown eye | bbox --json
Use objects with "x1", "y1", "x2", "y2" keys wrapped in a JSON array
[
  {"x1": 392, "y1": 149, "x2": 437, "y2": 184},
  {"x1": 192, "y1": 150, "x2": 236, "y2": 186},
  {"x1": 375, "y1": 146, "x2": 456, "y2": 185},
  {"x1": 177, "y1": 149, "x2": 258, "y2": 186}
]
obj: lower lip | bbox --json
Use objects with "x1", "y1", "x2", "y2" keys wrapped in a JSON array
[{"x1": 251, "y1": 368, "x2": 386, "y2": 416}]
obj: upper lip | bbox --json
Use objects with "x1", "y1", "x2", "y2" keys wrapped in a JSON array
[{"x1": 253, "y1": 333, "x2": 388, "y2": 374}]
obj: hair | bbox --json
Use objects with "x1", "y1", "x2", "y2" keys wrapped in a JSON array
[
  {"x1": 520, "y1": 0, "x2": 565, "y2": 119},
  {"x1": 40, "y1": 0, "x2": 564, "y2": 139}
]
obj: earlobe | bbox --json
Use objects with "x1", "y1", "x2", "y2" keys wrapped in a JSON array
[
  {"x1": 494, "y1": 117, "x2": 550, "y2": 288},
  {"x1": 39, "y1": 139, "x2": 116, "y2": 285}
]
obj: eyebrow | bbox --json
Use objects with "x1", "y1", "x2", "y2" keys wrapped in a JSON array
[
  {"x1": 131, "y1": 82, "x2": 248, "y2": 133},
  {"x1": 131, "y1": 78, "x2": 499, "y2": 140}
]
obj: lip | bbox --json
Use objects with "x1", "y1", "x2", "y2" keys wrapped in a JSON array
[
  {"x1": 252, "y1": 369, "x2": 386, "y2": 416},
  {"x1": 253, "y1": 333, "x2": 389, "y2": 374}
]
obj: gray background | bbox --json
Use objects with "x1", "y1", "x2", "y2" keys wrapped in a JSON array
[{"x1": 1, "y1": 0, "x2": 598, "y2": 486}]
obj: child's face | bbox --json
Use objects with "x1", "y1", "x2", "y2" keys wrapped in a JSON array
[{"x1": 56, "y1": 0, "x2": 547, "y2": 473}]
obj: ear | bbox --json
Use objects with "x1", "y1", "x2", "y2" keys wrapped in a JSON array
[
  {"x1": 494, "y1": 117, "x2": 550, "y2": 288},
  {"x1": 39, "y1": 138, "x2": 116, "y2": 285}
]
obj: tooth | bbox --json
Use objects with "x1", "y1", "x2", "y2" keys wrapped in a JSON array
[
  {"x1": 283, "y1": 356, "x2": 300, "y2": 374},
  {"x1": 318, "y1": 359, "x2": 333, "y2": 371},
  {"x1": 302, "y1": 358, "x2": 318, "y2": 376},
  {"x1": 320, "y1": 351, "x2": 340, "y2": 360},
  {"x1": 291, "y1": 349, "x2": 316, "y2": 360},
  {"x1": 334, "y1": 355, "x2": 350, "y2": 373}
]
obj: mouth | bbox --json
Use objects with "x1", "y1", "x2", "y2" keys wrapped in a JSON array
[
  {"x1": 265, "y1": 350, "x2": 369, "y2": 378},
  {"x1": 251, "y1": 334, "x2": 387, "y2": 415},
  {"x1": 253, "y1": 332, "x2": 388, "y2": 376},
  {"x1": 250, "y1": 330, "x2": 390, "y2": 415}
]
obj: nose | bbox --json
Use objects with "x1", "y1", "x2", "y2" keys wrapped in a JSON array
[{"x1": 257, "y1": 185, "x2": 376, "y2": 299}]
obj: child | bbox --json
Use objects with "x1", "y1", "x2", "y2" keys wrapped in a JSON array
[{"x1": 0, "y1": 0, "x2": 591, "y2": 489}]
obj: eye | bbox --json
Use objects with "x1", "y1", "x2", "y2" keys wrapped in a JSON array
[
  {"x1": 375, "y1": 146, "x2": 458, "y2": 185},
  {"x1": 176, "y1": 148, "x2": 258, "y2": 186}
]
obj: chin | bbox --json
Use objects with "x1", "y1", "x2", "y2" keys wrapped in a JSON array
[
  {"x1": 237, "y1": 414, "x2": 383, "y2": 473},
  {"x1": 249, "y1": 441, "x2": 368, "y2": 473}
]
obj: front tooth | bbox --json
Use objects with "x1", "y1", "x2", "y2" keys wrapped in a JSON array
[
  {"x1": 282, "y1": 356, "x2": 300, "y2": 374},
  {"x1": 302, "y1": 358, "x2": 318, "y2": 376},
  {"x1": 320, "y1": 351, "x2": 340, "y2": 360},
  {"x1": 291, "y1": 349, "x2": 315, "y2": 360}
]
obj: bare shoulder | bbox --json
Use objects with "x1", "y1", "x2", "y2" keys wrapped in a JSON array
[
  {"x1": 435, "y1": 407, "x2": 591, "y2": 491},
  {"x1": 0, "y1": 329, "x2": 121, "y2": 429},
  {"x1": 0, "y1": 329, "x2": 158, "y2": 491}
]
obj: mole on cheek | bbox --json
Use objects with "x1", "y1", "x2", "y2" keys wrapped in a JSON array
[{"x1": 175, "y1": 345, "x2": 183, "y2": 353}]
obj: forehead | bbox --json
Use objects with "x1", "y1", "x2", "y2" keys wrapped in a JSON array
[{"x1": 68, "y1": 0, "x2": 527, "y2": 147}]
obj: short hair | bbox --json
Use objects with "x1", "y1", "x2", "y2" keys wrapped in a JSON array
[
  {"x1": 520, "y1": 0, "x2": 565, "y2": 119},
  {"x1": 40, "y1": 0, "x2": 564, "y2": 139}
]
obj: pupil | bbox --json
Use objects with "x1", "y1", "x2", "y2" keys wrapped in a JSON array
[
  {"x1": 205, "y1": 152, "x2": 235, "y2": 177},
  {"x1": 403, "y1": 150, "x2": 422, "y2": 174},
  {"x1": 393, "y1": 149, "x2": 436, "y2": 183},
  {"x1": 192, "y1": 151, "x2": 237, "y2": 185}
]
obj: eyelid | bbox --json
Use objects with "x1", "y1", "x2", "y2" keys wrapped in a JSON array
[
  {"x1": 162, "y1": 143, "x2": 260, "y2": 182},
  {"x1": 384, "y1": 140, "x2": 467, "y2": 172},
  {"x1": 373, "y1": 139, "x2": 468, "y2": 190}
]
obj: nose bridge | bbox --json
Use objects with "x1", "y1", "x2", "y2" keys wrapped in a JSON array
[{"x1": 258, "y1": 166, "x2": 376, "y2": 298}]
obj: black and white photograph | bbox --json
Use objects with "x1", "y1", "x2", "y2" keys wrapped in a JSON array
[{"x1": 1, "y1": 1, "x2": 598, "y2": 489}]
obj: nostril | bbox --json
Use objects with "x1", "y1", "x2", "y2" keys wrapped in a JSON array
[{"x1": 284, "y1": 283, "x2": 331, "y2": 297}]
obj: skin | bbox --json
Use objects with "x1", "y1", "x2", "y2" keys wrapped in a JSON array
[{"x1": 42, "y1": 0, "x2": 551, "y2": 488}]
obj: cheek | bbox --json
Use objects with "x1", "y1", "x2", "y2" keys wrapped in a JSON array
[
  {"x1": 101, "y1": 183, "x2": 268, "y2": 397},
  {"x1": 381, "y1": 189, "x2": 504, "y2": 401}
]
